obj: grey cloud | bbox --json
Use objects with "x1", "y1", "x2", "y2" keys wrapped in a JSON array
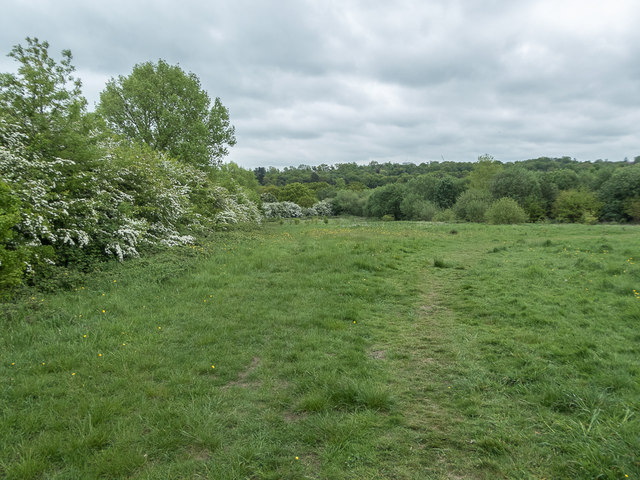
[{"x1": 1, "y1": 0, "x2": 638, "y2": 168}]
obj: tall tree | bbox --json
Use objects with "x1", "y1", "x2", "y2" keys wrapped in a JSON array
[
  {"x1": 469, "y1": 154, "x2": 502, "y2": 191},
  {"x1": 599, "y1": 165, "x2": 640, "y2": 221},
  {"x1": 0, "y1": 37, "x2": 90, "y2": 160},
  {"x1": 98, "y1": 60, "x2": 236, "y2": 168}
]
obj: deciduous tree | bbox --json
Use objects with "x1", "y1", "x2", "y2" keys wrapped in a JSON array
[
  {"x1": 98, "y1": 60, "x2": 235, "y2": 168},
  {"x1": 0, "y1": 37, "x2": 92, "y2": 161}
]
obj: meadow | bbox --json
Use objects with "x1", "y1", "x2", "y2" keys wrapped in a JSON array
[{"x1": 1, "y1": 220, "x2": 638, "y2": 479}]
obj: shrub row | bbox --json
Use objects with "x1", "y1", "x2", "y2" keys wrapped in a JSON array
[{"x1": 0, "y1": 121, "x2": 260, "y2": 294}]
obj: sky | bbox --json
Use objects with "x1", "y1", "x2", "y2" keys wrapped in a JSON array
[{"x1": 1, "y1": 0, "x2": 639, "y2": 169}]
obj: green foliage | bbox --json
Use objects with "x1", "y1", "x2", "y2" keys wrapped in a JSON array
[
  {"x1": 468, "y1": 154, "x2": 502, "y2": 191},
  {"x1": 538, "y1": 174, "x2": 560, "y2": 216},
  {"x1": 553, "y1": 189, "x2": 602, "y2": 223},
  {"x1": 98, "y1": 60, "x2": 236, "y2": 168},
  {"x1": 277, "y1": 182, "x2": 316, "y2": 208},
  {"x1": 0, "y1": 37, "x2": 89, "y2": 160},
  {"x1": 404, "y1": 173, "x2": 465, "y2": 209},
  {"x1": 253, "y1": 166, "x2": 266, "y2": 184},
  {"x1": 624, "y1": 197, "x2": 640, "y2": 222},
  {"x1": 0, "y1": 179, "x2": 19, "y2": 240},
  {"x1": 0, "y1": 37, "x2": 100, "y2": 172},
  {"x1": 209, "y1": 162, "x2": 261, "y2": 206},
  {"x1": 485, "y1": 197, "x2": 528, "y2": 224},
  {"x1": 0, "y1": 180, "x2": 25, "y2": 293},
  {"x1": 432, "y1": 208, "x2": 456, "y2": 222},
  {"x1": 453, "y1": 189, "x2": 492, "y2": 222},
  {"x1": 436, "y1": 176, "x2": 465, "y2": 209},
  {"x1": 260, "y1": 191, "x2": 278, "y2": 203},
  {"x1": 489, "y1": 167, "x2": 547, "y2": 220},
  {"x1": 331, "y1": 189, "x2": 369, "y2": 216},
  {"x1": 365, "y1": 183, "x2": 406, "y2": 219},
  {"x1": 599, "y1": 165, "x2": 640, "y2": 221},
  {"x1": 490, "y1": 167, "x2": 541, "y2": 204},
  {"x1": 346, "y1": 181, "x2": 368, "y2": 191},
  {"x1": 521, "y1": 195, "x2": 548, "y2": 222},
  {"x1": 261, "y1": 158, "x2": 640, "y2": 225},
  {"x1": 400, "y1": 195, "x2": 439, "y2": 221},
  {"x1": 306, "y1": 181, "x2": 335, "y2": 200},
  {"x1": 547, "y1": 168, "x2": 580, "y2": 190},
  {"x1": 260, "y1": 184, "x2": 280, "y2": 202},
  {"x1": 216, "y1": 162, "x2": 260, "y2": 192}
]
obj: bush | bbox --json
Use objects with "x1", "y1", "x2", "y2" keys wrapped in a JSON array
[
  {"x1": 331, "y1": 189, "x2": 369, "y2": 216},
  {"x1": 404, "y1": 174, "x2": 465, "y2": 209},
  {"x1": 624, "y1": 197, "x2": 640, "y2": 222},
  {"x1": 0, "y1": 120, "x2": 261, "y2": 287},
  {"x1": 260, "y1": 192, "x2": 278, "y2": 203},
  {"x1": 0, "y1": 180, "x2": 25, "y2": 293},
  {"x1": 521, "y1": 196, "x2": 547, "y2": 222},
  {"x1": 305, "y1": 200, "x2": 333, "y2": 217},
  {"x1": 263, "y1": 201, "x2": 303, "y2": 219},
  {"x1": 453, "y1": 189, "x2": 491, "y2": 222},
  {"x1": 490, "y1": 167, "x2": 541, "y2": 204},
  {"x1": 0, "y1": 120, "x2": 87, "y2": 261},
  {"x1": 211, "y1": 187, "x2": 262, "y2": 228},
  {"x1": 365, "y1": 184, "x2": 405, "y2": 219},
  {"x1": 553, "y1": 189, "x2": 602, "y2": 223},
  {"x1": 400, "y1": 194, "x2": 439, "y2": 221},
  {"x1": 433, "y1": 208, "x2": 456, "y2": 222},
  {"x1": 599, "y1": 165, "x2": 640, "y2": 221},
  {"x1": 485, "y1": 198, "x2": 528, "y2": 224},
  {"x1": 278, "y1": 182, "x2": 317, "y2": 208}
]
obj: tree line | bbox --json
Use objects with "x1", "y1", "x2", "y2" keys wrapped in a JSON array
[{"x1": 253, "y1": 155, "x2": 640, "y2": 224}]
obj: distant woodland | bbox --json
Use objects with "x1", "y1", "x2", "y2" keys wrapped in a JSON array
[{"x1": 254, "y1": 155, "x2": 640, "y2": 224}]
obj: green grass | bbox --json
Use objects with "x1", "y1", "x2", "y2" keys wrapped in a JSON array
[{"x1": 1, "y1": 220, "x2": 639, "y2": 478}]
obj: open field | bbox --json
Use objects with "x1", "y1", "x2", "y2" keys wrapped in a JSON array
[{"x1": 1, "y1": 221, "x2": 639, "y2": 479}]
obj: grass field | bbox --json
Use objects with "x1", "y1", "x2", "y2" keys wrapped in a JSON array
[{"x1": 1, "y1": 220, "x2": 639, "y2": 479}]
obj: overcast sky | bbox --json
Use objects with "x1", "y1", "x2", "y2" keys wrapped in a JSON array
[{"x1": 1, "y1": 0, "x2": 639, "y2": 169}]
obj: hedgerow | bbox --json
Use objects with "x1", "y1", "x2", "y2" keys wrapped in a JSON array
[{"x1": 0, "y1": 120, "x2": 260, "y2": 294}]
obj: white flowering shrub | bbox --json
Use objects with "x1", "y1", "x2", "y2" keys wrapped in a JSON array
[
  {"x1": 305, "y1": 200, "x2": 334, "y2": 217},
  {"x1": 264, "y1": 200, "x2": 333, "y2": 219},
  {"x1": 0, "y1": 121, "x2": 261, "y2": 291},
  {"x1": 263, "y1": 201, "x2": 304, "y2": 219},
  {"x1": 0, "y1": 179, "x2": 26, "y2": 293},
  {"x1": 212, "y1": 187, "x2": 262, "y2": 227},
  {"x1": 0, "y1": 120, "x2": 78, "y2": 250}
]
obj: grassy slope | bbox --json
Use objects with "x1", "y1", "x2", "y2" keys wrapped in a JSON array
[{"x1": 1, "y1": 221, "x2": 638, "y2": 479}]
